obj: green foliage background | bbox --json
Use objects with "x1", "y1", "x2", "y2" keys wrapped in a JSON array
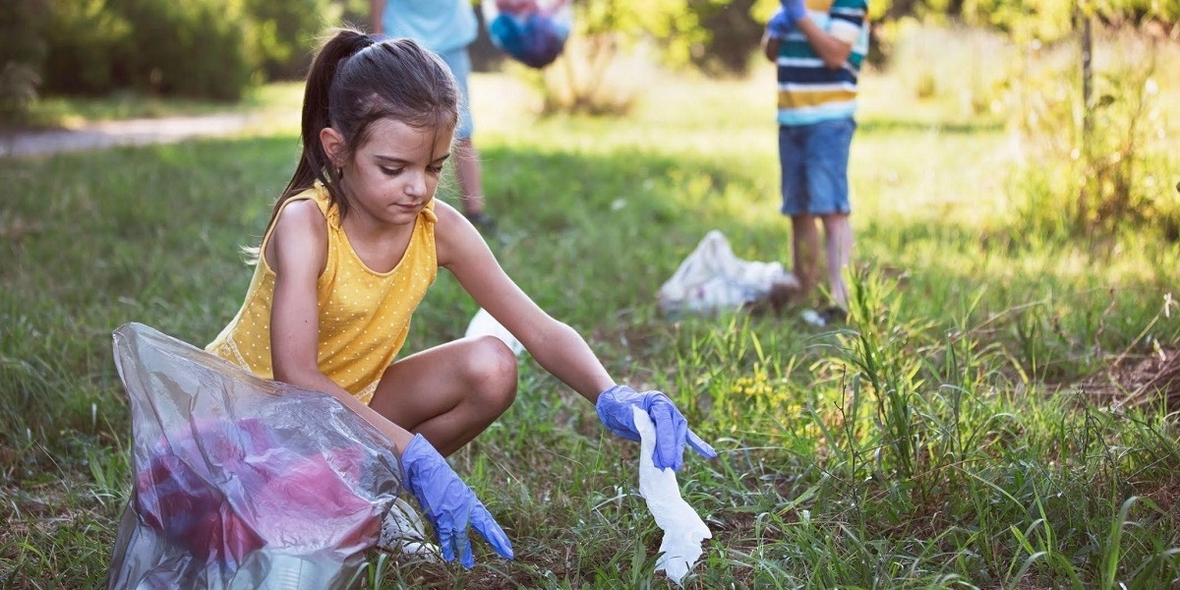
[{"x1": 3, "y1": 0, "x2": 1176, "y2": 116}]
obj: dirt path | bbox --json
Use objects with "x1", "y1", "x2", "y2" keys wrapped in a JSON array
[{"x1": 0, "y1": 112, "x2": 261, "y2": 158}]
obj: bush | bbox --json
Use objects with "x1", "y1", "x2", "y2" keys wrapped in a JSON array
[
  {"x1": 37, "y1": 0, "x2": 336, "y2": 102},
  {"x1": 0, "y1": 0, "x2": 49, "y2": 124},
  {"x1": 40, "y1": 0, "x2": 130, "y2": 95},
  {"x1": 115, "y1": 0, "x2": 253, "y2": 100},
  {"x1": 244, "y1": 0, "x2": 338, "y2": 81},
  {"x1": 1008, "y1": 29, "x2": 1178, "y2": 240}
]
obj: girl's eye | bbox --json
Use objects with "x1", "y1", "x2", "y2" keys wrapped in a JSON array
[
  {"x1": 380, "y1": 167, "x2": 403, "y2": 176},
  {"x1": 428, "y1": 165, "x2": 444, "y2": 174}
]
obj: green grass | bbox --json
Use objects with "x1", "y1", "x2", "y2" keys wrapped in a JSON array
[{"x1": 3, "y1": 28, "x2": 1180, "y2": 589}]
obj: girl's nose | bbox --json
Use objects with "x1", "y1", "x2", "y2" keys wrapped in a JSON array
[{"x1": 404, "y1": 171, "x2": 428, "y2": 198}]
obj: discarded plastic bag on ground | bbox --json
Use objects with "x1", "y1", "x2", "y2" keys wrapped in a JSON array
[
  {"x1": 483, "y1": 0, "x2": 572, "y2": 69},
  {"x1": 657, "y1": 230, "x2": 798, "y2": 318},
  {"x1": 107, "y1": 323, "x2": 403, "y2": 590},
  {"x1": 632, "y1": 406, "x2": 711, "y2": 586}
]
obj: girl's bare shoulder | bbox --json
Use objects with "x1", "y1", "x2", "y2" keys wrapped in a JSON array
[
  {"x1": 431, "y1": 198, "x2": 491, "y2": 269},
  {"x1": 273, "y1": 198, "x2": 328, "y2": 236}
]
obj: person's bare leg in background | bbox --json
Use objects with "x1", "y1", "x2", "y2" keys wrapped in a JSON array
[{"x1": 454, "y1": 138, "x2": 486, "y2": 219}]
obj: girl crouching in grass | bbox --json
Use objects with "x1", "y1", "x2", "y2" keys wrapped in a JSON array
[{"x1": 206, "y1": 28, "x2": 716, "y2": 568}]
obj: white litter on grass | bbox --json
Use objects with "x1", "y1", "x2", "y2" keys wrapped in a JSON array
[
  {"x1": 800, "y1": 309, "x2": 825, "y2": 327},
  {"x1": 632, "y1": 406, "x2": 711, "y2": 586},
  {"x1": 464, "y1": 308, "x2": 524, "y2": 357},
  {"x1": 657, "y1": 230, "x2": 798, "y2": 318}
]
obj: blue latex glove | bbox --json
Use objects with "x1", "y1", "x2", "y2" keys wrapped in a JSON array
[
  {"x1": 767, "y1": 0, "x2": 808, "y2": 38},
  {"x1": 400, "y1": 434, "x2": 514, "y2": 568},
  {"x1": 595, "y1": 385, "x2": 717, "y2": 471},
  {"x1": 767, "y1": 8, "x2": 794, "y2": 38},
  {"x1": 782, "y1": 0, "x2": 808, "y2": 22}
]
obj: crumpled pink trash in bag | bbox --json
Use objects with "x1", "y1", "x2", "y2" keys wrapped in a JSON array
[
  {"x1": 135, "y1": 418, "x2": 374, "y2": 567},
  {"x1": 107, "y1": 323, "x2": 403, "y2": 590}
]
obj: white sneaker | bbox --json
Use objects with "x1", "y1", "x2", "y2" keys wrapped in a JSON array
[{"x1": 377, "y1": 497, "x2": 441, "y2": 560}]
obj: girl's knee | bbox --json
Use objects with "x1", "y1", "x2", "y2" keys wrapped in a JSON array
[{"x1": 468, "y1": 335, "x2": 518, "y2": 410}]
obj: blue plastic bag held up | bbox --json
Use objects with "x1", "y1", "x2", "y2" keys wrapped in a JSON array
[
  {"x1": 483, "y1": 0, "x2": 572, "y2": 69},
  {"x1": 107, "y1": 323, "x2": 404, "y2": 589}
]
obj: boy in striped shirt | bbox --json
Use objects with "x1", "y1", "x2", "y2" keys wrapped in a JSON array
[{"x1": 762, "y1": 0, "x2": 869, "y2": 323}]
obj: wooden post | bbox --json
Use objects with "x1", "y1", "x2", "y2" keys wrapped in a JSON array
[{"x1": 1080, "y1": 6, "x2": 1094, "y2": 136}]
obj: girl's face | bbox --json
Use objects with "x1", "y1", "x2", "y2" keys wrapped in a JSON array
[{"x1": 332, "y1": 117, "x2": 454, "y2": 227}]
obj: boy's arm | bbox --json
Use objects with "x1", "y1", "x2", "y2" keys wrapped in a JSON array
[
  {"x1": 795, "y1": 17, "x2": 854, "y2": 69},
  {"x1": 777, "y1": 0, "x2": 865, "y2": 70},
  {"x1": 761, "y1": 31, "x2": 781, "y2": 63}
]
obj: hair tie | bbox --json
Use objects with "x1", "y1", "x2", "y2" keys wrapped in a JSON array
[{"x1": 355, "y1": 34, "x2": 377, "y2": 55}]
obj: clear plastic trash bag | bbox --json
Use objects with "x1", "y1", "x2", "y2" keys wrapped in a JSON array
[
  {"x1": 482, "y1": 0, "x2": 572, "y2": 69},
  {"x1": 107, "y1": 323, "x2": 402, "y2": 590}
]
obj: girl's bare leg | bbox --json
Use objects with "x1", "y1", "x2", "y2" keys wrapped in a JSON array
[{"x1": 368, "y1": 335, "x2": 518, "y2": 456}]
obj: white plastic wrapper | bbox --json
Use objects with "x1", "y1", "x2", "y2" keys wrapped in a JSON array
[
  {"x1": 657, "y1": 230, "x2": 799, "y2": 318},
  {"x1": 464, "y1": 308, "x2": 524, "y2": 357},
  {"x1": 107, "y1": 323, "x2": 403, "y2": 589},
  {"x1": 632, "y1": 406, "x2": 711, "y2": 586}
]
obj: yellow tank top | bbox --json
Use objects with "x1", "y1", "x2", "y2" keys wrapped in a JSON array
[{"x1": 206, "y1": 183, "x2": 438, "y2": 404}]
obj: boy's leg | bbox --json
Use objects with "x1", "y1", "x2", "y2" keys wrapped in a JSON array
[
  {"x1": 367, "y1": 335, "x2": 518, "y2": 456},
  {"x1": 791, "y1": 214, "x2": 821, "y2": 302},
  {"x1": 802, "y1": 118, "x2": 856, "y2": 310},
  {"x1": 780, "y1": 125, "x2": 817, "y2": 303},
  {"x1": 821, "y1": 213, "x2": 853, "y2": 308}
]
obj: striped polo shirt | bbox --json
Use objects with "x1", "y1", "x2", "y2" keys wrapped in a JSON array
[{"x1": 774, "y1": 0, "x2": 870, "y2": 126}]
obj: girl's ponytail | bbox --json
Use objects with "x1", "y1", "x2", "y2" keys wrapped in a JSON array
[{"x1": 273, "y1": 29, "x2": 374, "y2": 221}]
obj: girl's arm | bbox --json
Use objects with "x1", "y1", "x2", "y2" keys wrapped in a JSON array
[
  {"x1": 436, "y1": 201, "x2": 716, "y2": 470},
  {"x1": 268, "y1": 200, "x2": 415, "y2": 452},
  {"x1": 434, "y1": 202, "x2": 615, "y2": 403}
]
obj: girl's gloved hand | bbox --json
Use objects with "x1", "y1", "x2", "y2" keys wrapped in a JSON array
[
  {"x1": 595, "y1": 385, "x2": 717, "y2": 471},
  {"x1": 400, "y1": 434, "x2": 514, "y2": 568}
]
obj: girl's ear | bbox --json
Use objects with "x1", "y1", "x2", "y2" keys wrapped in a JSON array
[{"x1": 319, "y1": 127, "x2": 347, "y2": 167}]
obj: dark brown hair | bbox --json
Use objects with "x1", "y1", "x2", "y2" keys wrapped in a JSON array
[{"x1": 272, "y1": 28, "x2": 460, "y2": 223}]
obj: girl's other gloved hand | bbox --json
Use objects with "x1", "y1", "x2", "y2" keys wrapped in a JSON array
[
  {"x1": 595, "y1": 385, "x2": 717, "y2": 471},
  {"x1": 400, "y1": 434, "x2": 514, "y2": 568}
]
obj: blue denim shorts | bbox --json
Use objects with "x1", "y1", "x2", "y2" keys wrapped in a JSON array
[
  {"x1": 437, "y1": 48, "x2": 474, "y2": 140},
  {"x1": 778, "y1": 118, "x2": 856, "y2": 216}
]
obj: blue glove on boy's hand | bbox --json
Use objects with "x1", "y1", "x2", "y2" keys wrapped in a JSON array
[
  {"x1": 595, "y1": 385, "x2": 717, "y2": 471},
  {"x1": 767, "y1": 0, "x2": 808, "y2": 37},
  {"x1": 783, "y1": 0, "x2": 808, "y2": 21},
  {"x1": 400, "y1": 434, "x2": 514, "y2": 568},
  {"x1": 767, "y1": 8, "x2": 794, "y2": 38}
]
